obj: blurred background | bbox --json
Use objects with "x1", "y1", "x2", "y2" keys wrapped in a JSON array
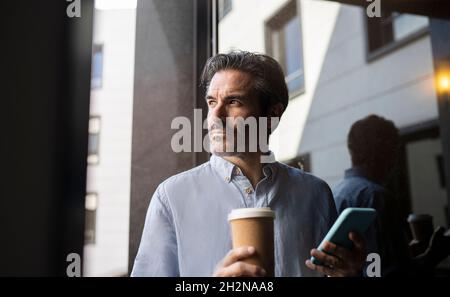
[{"x1": 1, "y1": 0, "x2": 450, "y2": 276}]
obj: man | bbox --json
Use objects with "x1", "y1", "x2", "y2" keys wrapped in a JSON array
[
  {"x1": 131, "y1": 51, "x2": 365, "y2": 277},
  {"x1": 333, "y1": 114, "x2": 450, "y2": 276},
  {"x1": 333, "y1": 115, "x2": 410, "y2": 275}
]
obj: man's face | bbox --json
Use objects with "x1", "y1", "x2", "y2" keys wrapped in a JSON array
[{"x1": 205, "y1": 69, "x2": 264, "y2": 156}]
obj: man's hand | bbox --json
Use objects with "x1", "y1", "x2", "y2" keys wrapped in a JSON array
[
  {"x1": 305, "y1": 232, "x2": 366, "y2": 277},
  {"x1": 213, "y1": 246, "x2": 267, "y2": 277}
]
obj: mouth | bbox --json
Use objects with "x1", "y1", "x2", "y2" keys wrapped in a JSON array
[
  {"x1": 209, "y1": 130, "x2": 228, "y2": 143},
  {"x1": 209, "y1": 129, "x2": 226, "y2": 137}
]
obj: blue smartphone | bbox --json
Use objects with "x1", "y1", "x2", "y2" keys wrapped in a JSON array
[{"x1": 310, "y1": 207, "x2": 377, "y2": 266}]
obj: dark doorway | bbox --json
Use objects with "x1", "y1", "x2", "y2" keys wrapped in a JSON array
[{"x1": 393, "y1": 120, "x2": 448, "y2": 236}]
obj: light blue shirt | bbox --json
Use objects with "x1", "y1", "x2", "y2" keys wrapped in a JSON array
[{"x1": 131, "y1": 154, "x2": 337, "y2": 276}]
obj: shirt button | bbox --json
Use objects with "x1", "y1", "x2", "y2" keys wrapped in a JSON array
[
  {"x1": 225, "y1": 176, "x2": 230, "y2": 182},
  {"x1": 245, "y1": 187, "x2": 253, "y2": 194}
]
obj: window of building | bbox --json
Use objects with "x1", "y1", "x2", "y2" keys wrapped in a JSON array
[
  {"x1": 85, "y1": 192, "x2": 98, "y2": 245},
  {"x1": 265, "y1": 0, "x2": 305, "y2": 97},
  {"x1": 88, "y1": 116, "x2": 101, "y2": 165},
  {"x1": 365, "y1": 11, "x2": 429, "y2": 61},
  {"x1": 91, "y1": 44, "x2": 103, "y2": 89},
  {"x1": 218, "y1": 0, "x2": 232, "y2": 21}
]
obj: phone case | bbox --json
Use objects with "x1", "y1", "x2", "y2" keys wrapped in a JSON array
[{"x1": 310, "y1": 207, "x2": 377, "y2": 266}]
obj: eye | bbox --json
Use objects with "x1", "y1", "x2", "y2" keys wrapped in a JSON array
[
  {"x1": 229, "y1": 99, "x2": 241, "y2": 106},
  {"x1": 207, "y1": 100, "x2": 217, "y2": 107}
]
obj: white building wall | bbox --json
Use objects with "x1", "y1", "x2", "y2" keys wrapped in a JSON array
[
  {"x1": 218, "y1": 0, "x2": 439, "y2": 187},
  {"x1": 84, "y1": 8, "x2": 136, "y2": 276}
]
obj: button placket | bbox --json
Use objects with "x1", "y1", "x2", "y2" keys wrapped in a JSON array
[
  {"x1": 245, "y1": 183, "x2": 256, "y2": 208},
  {"x1": 233, "y1": 170, "x2": 262, "y2": 207},
  {"x1": 255, "y1": 179, "x2": 272, "y2": 207}
]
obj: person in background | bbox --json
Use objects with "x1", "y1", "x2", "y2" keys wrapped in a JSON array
[
  {"x1": 333, "y1": 114, "x2": 409, "y2": 275},
  {"x1": 333, "y1": 114, "x2": 450, "y2": 276}
]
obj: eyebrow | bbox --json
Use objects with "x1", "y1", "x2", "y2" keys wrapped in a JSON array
[{"x1": 205, "y1": 94, "x2": 248, "y2": 101}]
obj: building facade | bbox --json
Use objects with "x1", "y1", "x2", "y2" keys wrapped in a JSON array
[{"x1": 84, "y1": 7, "x2": 136, "y2": 276}]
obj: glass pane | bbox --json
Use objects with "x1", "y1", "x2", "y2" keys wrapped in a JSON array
[
  {"x1": 286, "y1": 74, "x2": 303, "y2": 94},
  {"x1": 219, "y1": 0, "x2": 232, "y2": 20},
  {"x1": 271, "y1": 30, "x2": 282, "y2": 70},
  {"x1": 84, "y1": 209, "x2": 96, "y2": 245},
  {"x1": 283, "y1": 16, "x2": 302, "y2": 76},
  {"x1": 91, "y1": 50, "x2": 103, "y2": 88},
  {"x1": 393, "y1": 13, "x2": 428, "y2": 41},
  {"x1": 88, "y1": 133, "x2": 99, "y2": 156},
  {"x1": 217, "y1": 1, "x2": 449, "y2": 253}
]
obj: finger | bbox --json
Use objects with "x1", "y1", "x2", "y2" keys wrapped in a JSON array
[
  {"x1": 349, "y1": 232, "x2": 365, "y2": 251},
  {"x1": 305, "y1": 259, "x2": 335, "y2": 276},
  {"x1": 322, "y1": 241, "x2": 351, "y2": 261},
  {"x1": 223, "y1": 261, "x2": 266, "y2": 277},
  {"x1": 222, "y1": 246, "x2": 256, "y2": 267},
  {"x1": 310, "y1": 249, "x2": 340, "y2": 268},
  {"x1": 305, "y1": 259, "x2": 316, "y2": 270}
]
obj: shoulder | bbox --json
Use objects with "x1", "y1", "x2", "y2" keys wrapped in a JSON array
[
  {"x1": 157, "y1": 161, "x2": 213, "y2": 194},
  {"x1": 277, "y1": 163, "x2": 337, "y2": 225},
  {"x1": 277, "y1": 162, "x2": 332, "y2": 193},
  {"x1": 333, "y1": 176, "x2": 387, "y2": 209},
  {"x1": 149, "y1": 162, "x2": 214, "y2": 213},
  {"x1": 334, "y1": 176, "x2": 385, "y2": 196}
]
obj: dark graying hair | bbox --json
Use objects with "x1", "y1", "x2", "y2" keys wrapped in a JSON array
[
  {"x1": 348, "y1": 114, "x2": 400, "y2": 180},
  {"x1": 200, "y1": 51, "x2": 289, "y2": 114}
]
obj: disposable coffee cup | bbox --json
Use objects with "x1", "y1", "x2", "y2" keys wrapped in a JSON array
[
  {"x1": 407, "y1": 214, "x2": 434, "y2": 242},
  {"x1": 228, "y1": 207, "x2": 276, "y2": 276}
]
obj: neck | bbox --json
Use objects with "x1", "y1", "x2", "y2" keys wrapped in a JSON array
[
  {"x1": 353, "y1": 165, "x2": 384, "y2": 184},
  {"x1": 223, "y1": 152, "x2": 263, "y2": 188}
]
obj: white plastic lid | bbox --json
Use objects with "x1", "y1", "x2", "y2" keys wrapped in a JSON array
[{"x1": 228, "y1": 207, "x2": 276, "y2": 221}]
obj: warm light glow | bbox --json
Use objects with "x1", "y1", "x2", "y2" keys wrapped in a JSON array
[{"x1": 437, "y1": 73, "x2": 450, "y2": 93}]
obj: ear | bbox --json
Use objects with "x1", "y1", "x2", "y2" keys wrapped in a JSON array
[
  {"x1": 269, "y1": 102, "x2": 284, "y2": 118},
  {"x1": 267, "y1": 102, "x2": 284, "y2": 132}
]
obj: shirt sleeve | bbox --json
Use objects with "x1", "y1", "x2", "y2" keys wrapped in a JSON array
[
  {"x1": 324, "y1": 183, "x2": 338, "y2": 230},
  {"x1": 130, "y1": 185, "x2": 179, "y2": 277},
  {"x1": 317, "y1": 182, "x2": 339, "y2": 277},
  {"x1": 314, "y1": 181, "x2": 339, "y2": 247}
]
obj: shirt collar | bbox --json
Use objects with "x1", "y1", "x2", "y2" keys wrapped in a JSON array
[
  {"x1": 344, "y1": 167, "x2": 367, "y2": 179},
  {"x1": 210, "y1": 154, "x2": 236, "y2": 183},
  {"x1": 210, "y1": 153, "x2": 279, "y2": 183}
]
